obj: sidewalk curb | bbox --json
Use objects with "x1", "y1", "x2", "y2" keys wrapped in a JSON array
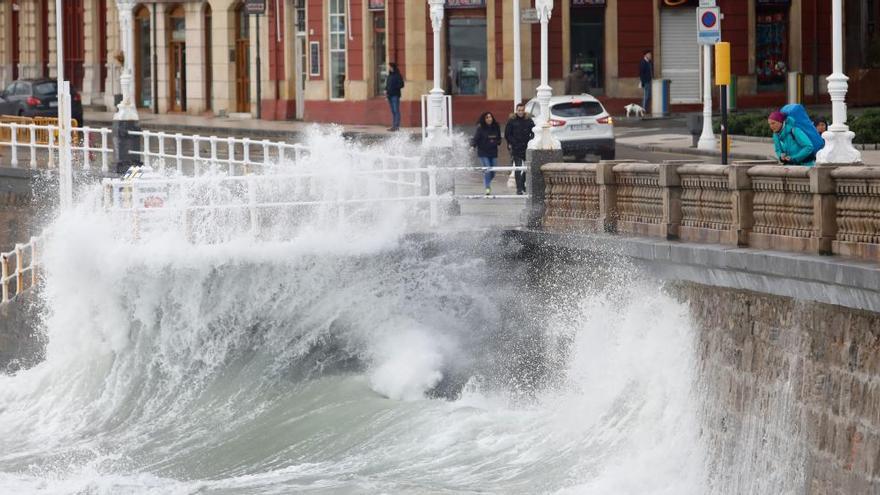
[{"x1": 617, "y1": 142, "x2": 772, "y2": 161}]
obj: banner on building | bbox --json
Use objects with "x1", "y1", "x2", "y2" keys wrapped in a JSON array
[
  {"x1": 445, "y1": 0, "x2": 486, "y2": 8},
  {"x1": 662, "y1": 0, "x2": 700, "y2": 7},
  {"x1": 368, "y1": 0, "x2": 385, "y2": 10},
  {"x1": 756, "y1": 0, "x2": 791, "y2": 5},
  {"x1": 572, "y1": 0, "x2": 606, "y2": 6}
]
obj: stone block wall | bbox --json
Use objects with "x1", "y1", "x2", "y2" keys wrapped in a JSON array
[
  {"x1": 538, "y1": 162, "x2": 880, "y2": 261},
  {"x1": 674, "y1": 282, "x2": 880, "y2": 494}
]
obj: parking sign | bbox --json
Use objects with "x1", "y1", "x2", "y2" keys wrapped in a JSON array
[{"x1": 697, "y1": 6, "x2": 721, "y2": 45}]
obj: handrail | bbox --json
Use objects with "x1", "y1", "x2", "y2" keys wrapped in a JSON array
[
  {"x1": 0, "y1": 232, "x2": 44, "y2": 304},
  {"x1": 0, "y1": 122, "x2": 112, "y2": 172}
]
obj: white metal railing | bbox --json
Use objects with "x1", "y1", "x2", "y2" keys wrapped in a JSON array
[
  {"x1": 0, "y1": 233, "x2": 43, "y2": 303},
  {"x1": 129, "y1": 130, "x2": 422, "y2": 177},
  {"x1": 0, "y1": 122, "x2": 113, "y2": 172},
  {"x1": 420, "y1": 94, "x2": 454, "y2": 141},
  {"x1": 102, "y1": 164, "x2": 442, "y2": 239}
]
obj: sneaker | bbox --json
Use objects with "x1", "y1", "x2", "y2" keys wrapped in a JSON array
[
  {"x1": 485, "y1": 188, "x2": 491, "y2": 196},
  {"x1": 516, "y1": 190, "x2": 524, "y2": 195}
]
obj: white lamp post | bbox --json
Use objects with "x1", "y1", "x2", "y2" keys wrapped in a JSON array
[
  {"x1": 513, "y1": 0, "x2": 522, "y2": 109},
  {"x1": 697, "y1": 45, "x2": 716, "y2": 151},
  {"x1": 528, "y1": 0, "x2": 560, "y2": 150},
  {"x1": 426, "y1": 0, "x2": 447, "y2": 144},
  {"x1": 817, "y1": 0, "x2": 861, "y2": 164},
  {"x1": 55, "y1": 0, "x2": 72, "y2": 210},
  {"x1": 114, "y1": 0, "x2": 139, "y2": 121}
]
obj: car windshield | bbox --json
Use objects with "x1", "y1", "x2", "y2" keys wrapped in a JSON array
[
  {"x1": 552, "y1": 101, "x2": 604, "y2": 118},
  {"x1": 33, "y1": 82, "x2": 57, "y2": 96}
]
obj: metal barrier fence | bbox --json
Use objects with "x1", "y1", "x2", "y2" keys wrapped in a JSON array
[
  {"x1": 0, "y1": 234, "x2": 42, "y2": 303},
  {"x1": 0, "y1": 121, "x2": 112, "y2": 172},
  {"x1": 130, "y1": 130, "x2": 422, "y2": 177}
]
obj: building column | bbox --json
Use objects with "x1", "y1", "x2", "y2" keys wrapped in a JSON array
[
  {"x1": 210, "y1": 1, "x2": 236, "y2": 116},
  {"x1": 103, "y1": 0, "x2": 120, "y2": 111},
  {"x1": 605, "y1": 0, "x2": 618, "y2": 96},
  {"x1": 185, "y1": 2, "x2": 206, "y2": 114},
  {"x1": 0, "y1": 2, "x2": 12, "y2": 88},
  {"x1": 19, "y1": 0, "x2": 42, "y2": 79},
  {"x1": 82, "y1": 0, "x2": 103, "y2": 105}
]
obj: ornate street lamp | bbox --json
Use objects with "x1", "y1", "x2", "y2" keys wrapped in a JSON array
[
  {"x1": 426, "y1": 0, "x2": 448, "y2": 143},
  {"x1": 817, "y1": 0, "x2": 861, "y2": 164},
  {"x1": 529, "y1": 0, "x2": 560, "y2": 150},
  {"x1": 114, "y1": 0, "x2": 139, "y2": 121}
]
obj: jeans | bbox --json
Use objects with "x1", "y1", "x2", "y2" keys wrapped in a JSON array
[
  {"x1": 479, "y1": 156, "x2": 497, "y2": 190},
  {"x1": 513, "y1": 156, "x2": 527, "y2": 193},
  {"x1": 387, "y1": 96, "x2": 401, "y2": 129},
  {"x1": 642, "y1": 82, "x2": 652, "y2": 111}
]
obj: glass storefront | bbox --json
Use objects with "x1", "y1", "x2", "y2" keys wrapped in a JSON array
[
  {"x1": 755, "y1": 0, "x2": 789, "y2": 92},
  {"x1": 448, "y1": 17, "x2": 487, "y2": 95},
  {"x1": 329, "y1": 0, "x2": 347, "y2": 99},
  {"x1": 373, "y1": 11, "x2": 387, "y2": 96},
  {"x1": 570, "y1": 2, "x2": 605, "y2": 95}
]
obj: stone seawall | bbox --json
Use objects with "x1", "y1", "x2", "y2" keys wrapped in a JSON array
[
  {"x1": 674, "y1": 283, "x2": 880, "y2": 494},
  {"x1": 0, "y1": 291, "x2": 43, "y2": 372}
]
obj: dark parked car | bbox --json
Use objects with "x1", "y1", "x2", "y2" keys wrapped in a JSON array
[{"x1": 0, "y1": 79, "x2": 84, "y2": 126}]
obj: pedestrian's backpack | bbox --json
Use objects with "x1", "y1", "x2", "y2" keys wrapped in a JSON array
[{"x1": 781, "y1": 103, "x2": 825, "y2": 156}]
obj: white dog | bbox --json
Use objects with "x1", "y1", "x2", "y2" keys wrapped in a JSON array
[{"x1": 625, "y1": 103, "x2": 646, "y2": 118}]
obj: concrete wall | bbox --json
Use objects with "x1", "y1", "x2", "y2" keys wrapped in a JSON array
[{"x1": 674, "y1": 282, "x2": 880, "y2": 495}]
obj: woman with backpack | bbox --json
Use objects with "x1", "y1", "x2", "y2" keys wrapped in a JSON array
[
  {"x1": 768, "y1": 110, "x2": 816, "y2": 166},
  {"x1": 471, "y1": 112, "x2": 502, "y2": 196}
]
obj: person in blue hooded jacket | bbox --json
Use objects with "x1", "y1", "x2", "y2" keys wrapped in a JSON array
[{"x1": 768, "y1": 110, "x2": 815, "y2": 166}]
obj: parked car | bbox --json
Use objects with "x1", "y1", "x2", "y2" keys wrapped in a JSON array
[
  {"x1": 0, "y1": 79, "x2": 84, "y2": 126},
  {"x1": 524, "y1": 94, "x2": 615, "y2": 161}
]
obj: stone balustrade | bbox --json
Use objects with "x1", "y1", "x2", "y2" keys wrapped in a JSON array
[{"x1": 538, "y1": 161, "x2": 880, "y2": 260}]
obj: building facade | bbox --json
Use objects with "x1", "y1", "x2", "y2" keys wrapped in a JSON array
[{"x1": 0, "y1": 0, "x2": 877, "y2": 126}]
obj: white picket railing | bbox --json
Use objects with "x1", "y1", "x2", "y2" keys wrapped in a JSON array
[
  {"x1": 0, "y1": 233, "x2": 43, "y2": 303},
  {"x1": 0, "y1": 122, "x2": 113, "y2": 172},
  {"x1": 129, "y1": 130, "x2": 422, "y2": 177}
]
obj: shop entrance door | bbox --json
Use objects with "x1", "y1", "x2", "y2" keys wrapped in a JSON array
[
  {"x1": 570, "y1": 6, "x2": 605, "y2": 95},
  {"x1": 235, "y1": 6, "x2": 251, "y2": 114},
  {"x1": 169, "y1": 41, "x2": 186, "y2": 112},
  {"x1": 660, "y1": 7, "x2": 701, "y2": 104}
]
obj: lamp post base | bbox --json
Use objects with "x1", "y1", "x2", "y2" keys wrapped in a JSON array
[
  {"x1": 112, "y1": 120, "x2": 142, "y2": 174},
  {"x1": 817, "y1": 129, "x2": 863, "y2": 165}
]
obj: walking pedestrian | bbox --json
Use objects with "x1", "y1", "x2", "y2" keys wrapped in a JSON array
[
  {"x1": 768, "y1": 110, "x2": 815, "y2": 166},
  {"x1": 639, "y1": 50, "x2": 654, "y2": 111},
  {"x1": 504, "y1": 103, "x2": 535, "y2": 195},
  {"x1": 471, "y1": 111, "x2": 502, "y2": 196},
  {"x1": 385, "y1": 62, "x2": 404, "y2": 131}
]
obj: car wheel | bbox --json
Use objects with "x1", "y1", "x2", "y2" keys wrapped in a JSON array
[{"x1": 573, "y1": 153, "x2": 587, "y2": 162}]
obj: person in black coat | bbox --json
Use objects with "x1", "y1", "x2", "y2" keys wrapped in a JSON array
[
  {"x1": 504, "y1": 103, "x2": 535, "y2": 195},
  {"x1": 471, "y1": 111, "x2": 502, "y2": 195},
  {"x1": 385, "y1": 62, "x2": 404, "y2": 131},
  {"x1": 639, "y1": 50, "x2": 653, "y2": 110}
]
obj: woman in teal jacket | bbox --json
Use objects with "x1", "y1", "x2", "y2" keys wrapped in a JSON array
[{"x1": 768, "y1": 111, "x2": 815, "y2": 166}]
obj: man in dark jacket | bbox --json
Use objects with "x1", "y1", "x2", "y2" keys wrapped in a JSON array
[
  {"x1": 385, "y1": 62, "x2": 404, "y2": 131},
  {"x1": 639, "y1": 50, "x2": 653, "y2": 111},
  {"x1": 504, "y1": 103, "x2": 535, "y2": 195}
]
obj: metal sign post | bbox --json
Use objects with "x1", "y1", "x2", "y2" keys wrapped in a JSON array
[
  {"x1": 246, "y1": 0, "x2": 266, "y2": 119},
  {"x1": 696, "y1": 5, "x2": 721, "y2": 152}
]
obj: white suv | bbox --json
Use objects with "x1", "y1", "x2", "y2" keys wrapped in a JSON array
[{"x1": 524, "y1": 94, "x2": 615, "y2": 161}]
